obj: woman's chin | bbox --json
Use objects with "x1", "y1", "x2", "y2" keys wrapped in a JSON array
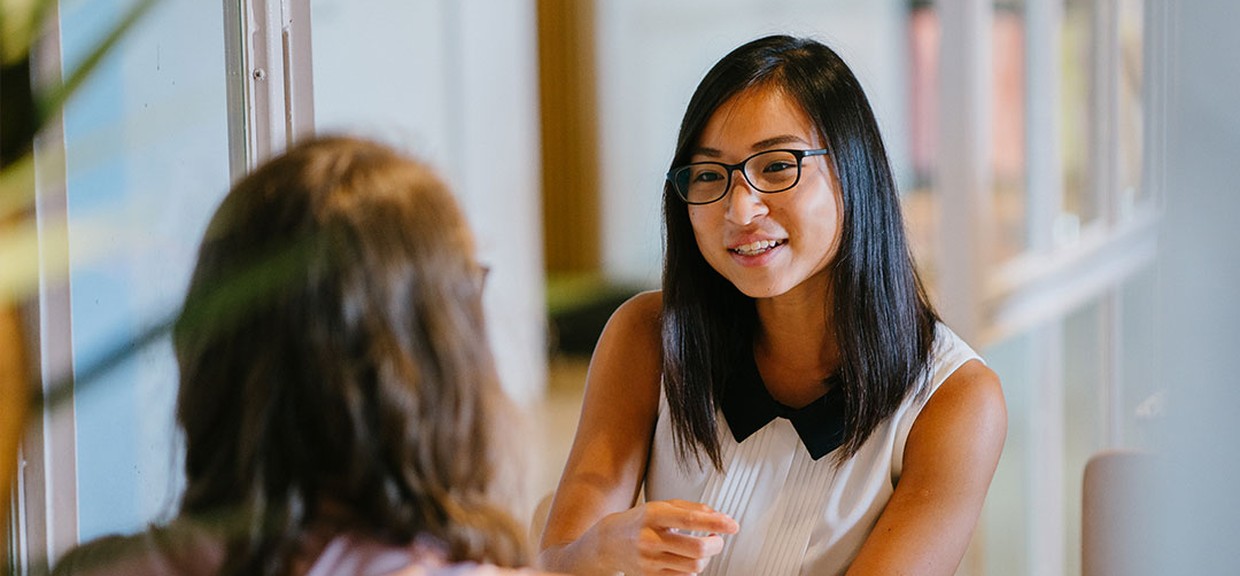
[{"x1": 731, "y1": 279, "x2": 789, "y2": 300}]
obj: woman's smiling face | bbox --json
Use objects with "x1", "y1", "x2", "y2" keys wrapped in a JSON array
[{"x1": 687, "y1": 84, "x2": 843, "y2": 302}]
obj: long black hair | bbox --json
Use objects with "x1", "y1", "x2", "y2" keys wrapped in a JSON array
[{"x1": 661, "y1": 35, "x2": 939, "y2": 468}]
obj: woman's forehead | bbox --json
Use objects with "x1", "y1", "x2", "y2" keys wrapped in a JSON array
[{"x1": 695, "y1": 85, "x2": 820, "y2": 153}]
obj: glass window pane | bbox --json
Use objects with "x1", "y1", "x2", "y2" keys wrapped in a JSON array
[
  {"x1": 981, "y1": 332, "x2": 1034, "y2": 576},
  {"x1": 994, "y1": 0, "x2": 1029, "y2": 263},
  {"x1": 1062, "y1": 299, "x2": 1106, "y2": 576},
  {"x1": 1120, "y1": 266, "x2": 1160, "y2": 448},
  {"x1": 59, "y1": 0, "x2": 231, "y2": 540},
  {"x1": 903, "y1": 0, "x2": 1032, "y2": 279},
  {"x1": 902, "y1": 1, "x2": 1027, "y2": 290},
  {"x1": 904, "y1": 1, "x2": 940, "y2": 288}
]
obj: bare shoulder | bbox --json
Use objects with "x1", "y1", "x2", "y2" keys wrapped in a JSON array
[
  {"x1": 905, "y1": 358, "x2": 1007, "y2": 472},
  {"x1": 604, "y1": 290, "x2": 662, "y2": 335},
  {"x1": 588, "y1": 289, "x2": 663, "y2": 398},
  {"x1": 52, "y1": 521, "x2": 225, "y2": 576},
  {"x1": 588, "y1": 290, "x2": 663, "y2": 367},
  {"x1": 928, "y1": 359, "x2": 1006, "y2": 431}
]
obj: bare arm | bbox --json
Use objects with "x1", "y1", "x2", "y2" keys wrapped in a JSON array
[
  {"x1": 538, "y1": 291, "x2": 737, "y2": 576},
  {"x1": 846, "y1": 360, "x2": 1007, "y2": 576}
]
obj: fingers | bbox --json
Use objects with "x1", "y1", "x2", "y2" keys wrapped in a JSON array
[
  {"x1": 657, "y1": 531, "x2": 725, "y2": 560},
  {"x1": 638, "y1": 548, "x2": 716, "y2": 575},
  {"x1": 604, "y1": 500, "x2": 737, "y2": 575},
  {"x1": 650, "y1": 500, "x2": 739, "y2": 535},
  {"x1": 635, "y1": 502, "x2": 732, "y2": 575}
]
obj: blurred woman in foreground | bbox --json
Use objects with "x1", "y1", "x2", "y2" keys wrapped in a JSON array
[{"x1": 55, "y1": 136, "x2": 548, "y2": 576}]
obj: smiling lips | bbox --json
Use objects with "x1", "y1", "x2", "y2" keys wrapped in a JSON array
[{"x1": 730, "y1": 238, "x2": 787, "y2": 256}]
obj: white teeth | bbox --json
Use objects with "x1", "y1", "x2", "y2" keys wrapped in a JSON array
[{"x1": 732, "y1": 239, "x2": 782, "y2": 256}]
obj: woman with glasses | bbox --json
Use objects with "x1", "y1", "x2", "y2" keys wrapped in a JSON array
[
  {"x1": 53, "y1": 137, "x2": 548, "y2": 576},
  {"x1": 539, "y1": 36, "x2": 1006, "y2": 576}
]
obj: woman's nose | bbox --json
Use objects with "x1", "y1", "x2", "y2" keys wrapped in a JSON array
[{"x1": 724, "y1": 174, "x2": 769, "y2": 225}]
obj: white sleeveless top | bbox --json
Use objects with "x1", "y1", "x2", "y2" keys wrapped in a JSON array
[{"x1": 645, "y1": 323, "x2": 980, "y2": 576}]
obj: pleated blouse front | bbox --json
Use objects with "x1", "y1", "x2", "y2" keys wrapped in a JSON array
[{"x1": 644, "y1": 324, "x2": 980, "y2": 576}]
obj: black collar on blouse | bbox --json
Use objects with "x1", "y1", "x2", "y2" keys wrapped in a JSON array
[{"x1": 718, "y1": 351, "x2": 846, "y2": 461}]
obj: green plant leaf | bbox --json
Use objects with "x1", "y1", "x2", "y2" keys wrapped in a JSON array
[
  {"x1": 34, "y1": 234, "x2": 316, "y2": 411},
  {"x1": 35, "y1": 0, "x2": 159, "y2": 127},
  {"x1": 0, "y1": 0, "x2": 53, "y2": 65}
]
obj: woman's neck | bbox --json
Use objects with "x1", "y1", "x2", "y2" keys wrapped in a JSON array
[{"x1": 752, "y1": 282, "x2": 840, "y2": 406}]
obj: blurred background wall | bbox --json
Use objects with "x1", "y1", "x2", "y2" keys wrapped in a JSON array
[{"x1": 1156, "y1": 0, "x2": 1240, "y2": 572}]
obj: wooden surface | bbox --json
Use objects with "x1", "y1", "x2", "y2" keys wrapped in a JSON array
[
  {"x1": 537, "y1": 0, "x2": 600, "y2": 275},
  {"x1": 0, "y1": 304, "x2": 30, "y2": 540}
]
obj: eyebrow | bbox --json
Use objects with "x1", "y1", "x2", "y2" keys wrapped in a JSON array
[{"x1": 692, "y1": 135, "x2": 812, "y2": 158}]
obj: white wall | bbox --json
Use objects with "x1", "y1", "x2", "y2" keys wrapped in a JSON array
[
  {"x1": 1156, "y1": 0, "x2": 1240, "y2": 571},
  {"x1": 311, "y1": 0, "x2": 546, "y2": 406}
]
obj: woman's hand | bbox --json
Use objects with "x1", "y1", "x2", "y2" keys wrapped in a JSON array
[{"x1": 585, "y1": 499, "x2": 738, "y2": 576}]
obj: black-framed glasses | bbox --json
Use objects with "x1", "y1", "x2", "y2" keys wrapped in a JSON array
[{"x1": 666, "y1": 148, "x2": 829, "y2": 205}]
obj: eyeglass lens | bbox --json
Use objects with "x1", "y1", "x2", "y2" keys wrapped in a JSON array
[{"x1": 673, "y1": 150, "x2": 803, "y2": 204}]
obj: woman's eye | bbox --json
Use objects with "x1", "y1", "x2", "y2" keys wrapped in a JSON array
[
  {"x1": 763, "y1": 161, "x2": 795, "y2": 173},
  {"x1": 693, "y1": 170, "x2": 724, "y2": 183}
]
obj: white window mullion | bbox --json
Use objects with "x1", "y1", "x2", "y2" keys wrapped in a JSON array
[
  {"x1": 1030, "y1": 322, "x2": 1067, "y2": 576},
  {"x1": 223, "y1": 0, "x2": 249, "y2": 182},
  {"x1": 280, "y1": 0, "x2": 315, "y2": 145},
  {"x1": 1140, "y1": 0, "x2": 1168, "y2": 207},
  {"x1": 1025, "y1": 0, "x2": 1064, "y2": 253},
  {"x1": 1024, "y1": 3, "x2": 1067, "y2": 575},
  {"x1": 1102, "y1": 291, "x2": 1124, "y2": 447},
  {"x1": 1091, "y1": 0, "x2": 1125, "y2": 451},
  {"x1": 224, "y1": 0, "x2": 314, "y2": 180},
  {"x1": 936, "y1": 0, "x2": 993, "y2": 343},
  {"x1": 21, "y1": 1, "x2": 80, "y2": 571},
  {"x1": 1093, "y1": 0, "x2": 1121, "y2": 224}
]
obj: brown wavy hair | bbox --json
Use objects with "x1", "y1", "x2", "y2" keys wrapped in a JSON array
[{"x1": 172, "y1": 136, "x2": 526, "y2": 574}]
